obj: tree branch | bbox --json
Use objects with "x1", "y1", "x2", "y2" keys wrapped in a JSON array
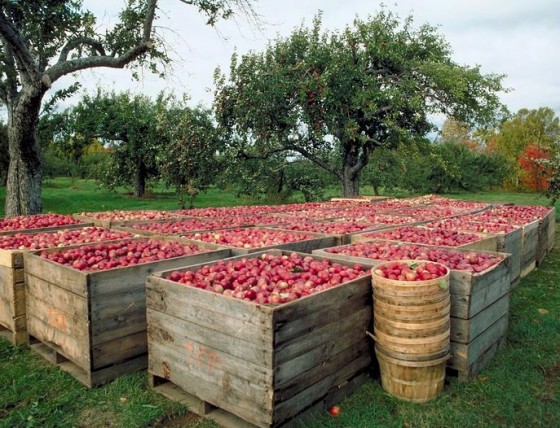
[
  {"x1": 58, "y1": 37, "x2": 106, "y2": 63},
  {"x1": 0, "y1": 8, "x2": 39, "y2": 81},
  {"x1": 47, "y1": 0, "x2": 157, "y2": 83},
  {"x1": 239, "y1": 140, "x2": 340, "y2": 178}
]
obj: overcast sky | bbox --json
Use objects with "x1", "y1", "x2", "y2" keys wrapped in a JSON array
[{"x1": 58, "y1": 0, "x2": 560, "y2": 119}]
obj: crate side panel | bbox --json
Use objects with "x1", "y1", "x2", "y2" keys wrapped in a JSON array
[
  {"x1": 26, "y1": 299, "x2": 90, "y2": 370},
  {"x1": 149, "y1": 305, "x2": 273, "y2": 367},
  {"x1": 146, "y1": 277, "x2": 272, "y2": 337},
  {"x1": 451, "y1": 293, "x2": 509, "y2": 343},
  {"x1": 147, "y1": 311, "x2": 274, "y2": 427},
  {"x1": 449, "y1": 313, "x2": 509, "y2": 371},
  {"x1": 23, "y1": 253, "x2": 88, "y2": 297}
]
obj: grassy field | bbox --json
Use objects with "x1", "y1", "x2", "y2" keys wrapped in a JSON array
[{"x1": 0, "y1": 179, "x2": 558, "y2": 427}]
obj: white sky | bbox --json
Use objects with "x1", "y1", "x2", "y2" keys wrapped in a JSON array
[{"x1": 53, "y1": 0, "x2": 560, "y2": 118}]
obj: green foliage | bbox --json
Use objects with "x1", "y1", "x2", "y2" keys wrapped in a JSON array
[
  {"x1": 490, "y1": 107, "x2": 560, "y2": 189},
  {"x1": 367, "y1": 141, "x2": 509, "y2": 194},
  {"x1": 214, "y1": 8, "x2": 507, "y2": 196}
]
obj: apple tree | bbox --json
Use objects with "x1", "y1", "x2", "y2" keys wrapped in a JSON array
[
  {"x1": 155, "y1": 98, "x2": 220, "y2": 208},
  {"x1": 214, "y1": 10, "x2": 507, "y2": 197},
  {"x1": 68, "y1": 89, "x2": 162, "y2": 197},
  {"x1": 0, "y1": 0, "x2": 255, "y2": 216}
]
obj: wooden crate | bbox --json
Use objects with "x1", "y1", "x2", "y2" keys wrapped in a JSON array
[
  {"x1": 349, "y1": 227, "x2": 499, "y2": 253},
  {"x1": 520, "y1": 220, "x2": 539, "y2": 277},
  {"x1": 23, "y1": 239, "x2": 231, "y2": 388},
  {"x1": 185, "y1": 227, "x2": 337, "y2": 256},
  {"x1": 0, "y1": 224, "x2": 96, "y2": 346},
  {"x1": 146, "y1": 250, "x2": 373, "y2": 427}
]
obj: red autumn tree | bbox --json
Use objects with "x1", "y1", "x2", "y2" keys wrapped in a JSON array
[{"x1": 518, "y1": 142, "x2": 552, "y2": 191}]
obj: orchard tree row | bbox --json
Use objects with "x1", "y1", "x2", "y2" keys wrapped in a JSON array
[{"x1": 0, "y1": 1, "x2": 558, "y2": 216}]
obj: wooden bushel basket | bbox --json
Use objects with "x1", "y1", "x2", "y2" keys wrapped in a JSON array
[
  {"x1": 371, "y1": 260, "x2": 450, "y2": 402},
  {"x1": 375, "y1": 346, "x2": 448, "y2": 403}
]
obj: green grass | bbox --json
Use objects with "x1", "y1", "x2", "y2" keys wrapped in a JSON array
[{"x1": 0, "y1": 179, "x2": 559, "y2": 427}]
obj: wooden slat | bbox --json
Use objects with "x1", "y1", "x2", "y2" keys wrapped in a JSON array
[
  {"x1": 451, "y1": 293, "x2": 509, "y2": 343},
  {"x1": 449, "y1": 313, "x2": 508, "y2": 372},
  {"x1": 457, "y1": 335, "x2": 507, "y2": 382},
  {"x1": 148, "y1": 307, "x2": 273, "y2": 367}
]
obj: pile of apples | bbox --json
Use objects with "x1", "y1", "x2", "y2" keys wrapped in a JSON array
[
  {"x1": 325, "y1": 241, "x2": 503, "y2": 273},
  {"x1": 184, "y1": 228, "x2": 317, "y2": 249},
  {"x1": 40, "y1": 238, "x2": 203, "y2": 271},
  {"x1": 130, "y1": 217, "x2": 252, "y2": 234},
  {"x1": 165, "y1": 252, "x2": 367, "y2": 304},
  {"x1": 362, "y1": 226, "x2": 482, "y2": 247},
  {"x1": 372, "y1": 261, "x2": 448, "y2": 281},
  {"x1": 338, "y1": 214, "x2": 418, "y2": 226},
  {"x1": 426, "y1": 218, "x2": 519, "y2": 234},
  {"x1": 465, "y1": 205, "x2": 552, "y2": 226},
  {"x1": 77, "y1": 210, "x2": 175, "y2": 222},
  {"x1": 275, "y1": 220, "x2": 375, "y2": 235},
  {"x1": 0, "y1": 213, "x2": 80, "y2": 232},
  {"x1": 0, "y1": 227, "x2": 132, "y2": 250}
]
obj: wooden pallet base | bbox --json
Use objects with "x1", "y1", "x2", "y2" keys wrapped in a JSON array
[
  {"x1": 0, "y1": 320, "x2": 27, "y2": 346},
  {"x1": 29, "y1": 335, "x2": 147, "y2": 388},
  {"x1": 149, "y1": 371, "x2": 370, "y2": 428}
]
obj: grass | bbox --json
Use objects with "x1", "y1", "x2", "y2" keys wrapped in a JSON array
[{"x1": 0, "y1": 178, "x2": 559, "y2": 427}]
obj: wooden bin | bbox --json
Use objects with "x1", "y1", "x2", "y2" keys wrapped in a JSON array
[
  {"x1": 184, "y1": 227, "x2": 337, "y2": 256},
  {"x1": 313, "y1": 243, "x2": 511, "y2": 381},
  {"x1": 146, "y1": 250, "x2": 373, "y2": 428},
  {"x1": 0, "y1": 222, "x2": 92, "y2": 237},
  {"x1": 23, "y1": 238, "x2": 231, "y2": 387},
  {"x1": 0, "y1": 223, "x2": 94, "y2": 346}
]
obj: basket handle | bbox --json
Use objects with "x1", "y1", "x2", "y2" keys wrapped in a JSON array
[{"x1": 365, "y1": 330, "x2": 378, "y2": 342}]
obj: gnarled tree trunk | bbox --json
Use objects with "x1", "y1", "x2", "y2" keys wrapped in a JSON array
[
  {"x1": 5, "y1": 88, "x2": 44, "y2": 217},
  {"x1": 341, "y1": 147, "x2": 361, "y2": 197}
]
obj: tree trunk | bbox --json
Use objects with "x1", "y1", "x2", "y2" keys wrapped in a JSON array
[
  {"x1": 5, "y1": 89, "x2": 45, "y2": 217},
  {"x1": 341, "y1": 148, "x2": 361, "y2": 197},
  {"x1": 134, "y1": 157, "x2": 146, "y2": 197}
]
